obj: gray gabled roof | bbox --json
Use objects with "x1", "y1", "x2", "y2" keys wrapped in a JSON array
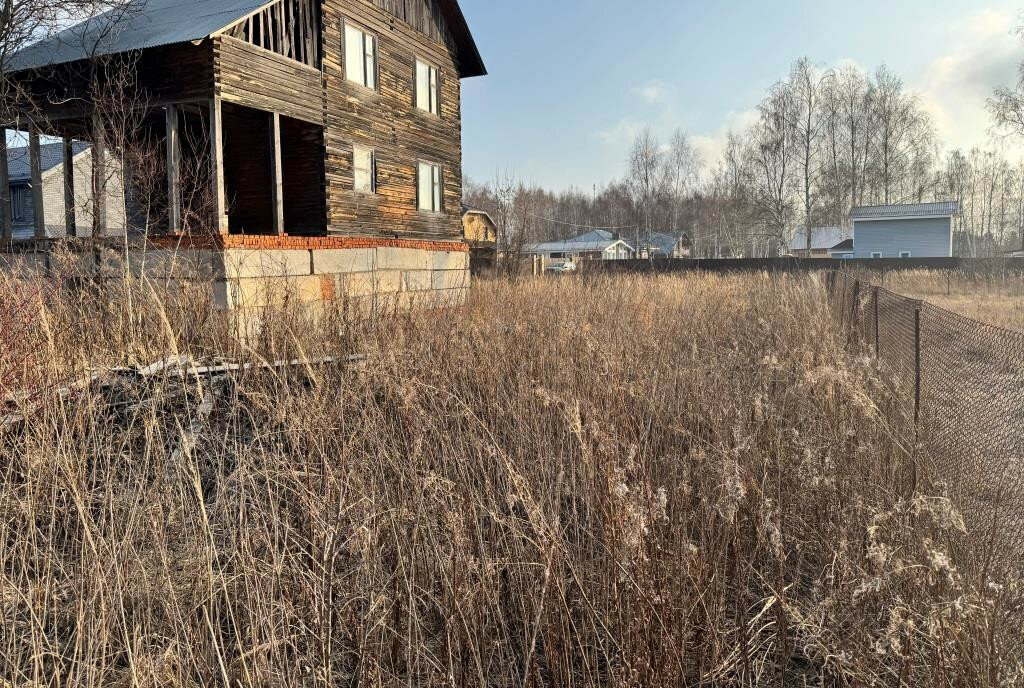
[
  {"x1": 7, "y1": 142, "x2": 90, "y2": 183},
  {"x1": 9, "y1": 0, "x2": 486, "y2": 77},
  {"x1": 526, "y1": 229, "x2": 635, "y2": 255},
  {"x1": 645, "y1": 231, "x2": 689, "y2": 255},
  {"x1": 789, "y1": 226, "x2": 850, "y2": 251},
  {"x1": 9, "y1": 0, "x2": 267, "y2": 72},
  {"x1": 851, "y1": 202, "x2": 961, "y2": 220}
]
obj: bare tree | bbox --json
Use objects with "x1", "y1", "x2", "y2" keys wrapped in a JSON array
[
  {"x1": 663, "y1": 129, "x2": 701, "y2": 235},
  {"x1": 628, "y1": 128, "x2": 665, "y2": 255},
  {"x1": 786, "y1": 58, "x2": 833, "y2": 253},
  {"x1": 749, "y1": 82, "x2": 796, "y2": 250}
]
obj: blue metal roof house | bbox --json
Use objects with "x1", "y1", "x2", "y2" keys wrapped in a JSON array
[{"x1": 850, "y1": 202, "x2": 960, "y2": 259}]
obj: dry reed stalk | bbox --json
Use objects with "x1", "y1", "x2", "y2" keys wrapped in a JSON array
[{"x1": 0, "y1": 262, "x2": 1020, "y2": 686}]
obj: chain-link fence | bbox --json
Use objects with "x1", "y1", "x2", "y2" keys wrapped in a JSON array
[{"x1": 825, "y1": 270, "x2": 1024, "y2": 569}]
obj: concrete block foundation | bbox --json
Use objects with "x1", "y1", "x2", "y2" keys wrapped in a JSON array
[{"x1": 147, "y1": 235, "x2": 471, "y2": 314}]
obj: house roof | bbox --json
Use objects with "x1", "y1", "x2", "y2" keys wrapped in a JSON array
[
  {"x1": 850, "y1": 201, "x2": 961, "y2": 220},
  {"x1": 789, "y1": 226, "x2": 850, "y2": 251},
  {"x1": 526, "y1": 229, "x2": 634, "y2": 255},
  {"x1": 645, "y1": 231, "x2": 687, "y2": 256},
  {"x1": 10, "y1": 0, "x2": 486, "y2": 78},
  {"x1": 830, "y1": 238, "x2": 854, "y2": 252},
  {"x1": 6, "y1": 142, "x2": 90, "y2": 183}
]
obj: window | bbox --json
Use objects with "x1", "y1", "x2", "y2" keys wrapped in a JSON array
[
  {"x1": 415, "y1": 59, "x2": 439, "y2": 115},
  {"x1": 344, "y1": 23, "x2": 376, "y2": 89},
  {"x1": 417, "y1": 162, "x2": 442, "y2": 212},
  {"x1": 10, "y1": 185, "x2": 28, "y2": 222},
  {"x1": 871, "y1": 252, "x2": 882, "y2": 259},
  {"x1": 899, "y1": 251, "x2": 912, "y2": 258},
  {"x1": 353, "y1": 145, "x2": 375, "y2": 193}
]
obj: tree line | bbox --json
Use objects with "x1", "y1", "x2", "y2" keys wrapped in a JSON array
[{"x1": 467, "y1": 55, "x2": 1024, "y2": 259}]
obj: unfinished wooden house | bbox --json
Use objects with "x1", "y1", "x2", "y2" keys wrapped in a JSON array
[{"x1": 4, "y1": 0, "x2": 485, "y2": 309}]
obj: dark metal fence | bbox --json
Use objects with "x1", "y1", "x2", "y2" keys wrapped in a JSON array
[{"x1": 825, "y1": 271, "x2": 1024, "y2": 568}]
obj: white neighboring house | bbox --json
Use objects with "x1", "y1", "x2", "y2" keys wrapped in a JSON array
[
  {"x1": 525, "y1": 230, "x2": 636, "y2": 262},
  {"x1": 787, "y1": 226, "x2": 852, "y2": 258},
  {"x1": 6, "y1": 141, "x2": 127, "y2": 240}
]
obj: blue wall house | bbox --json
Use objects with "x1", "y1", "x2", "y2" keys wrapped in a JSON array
[{"x1": 850, "y1": 202, "x2": 960, "y2": 259}]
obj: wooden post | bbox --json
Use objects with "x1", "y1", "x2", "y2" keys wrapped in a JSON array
[
  {"x1": 29, "y1": 129, "x2": 45, "y2": 241},
  {"x1": 209, "y1": 97, "x2": 228, "y2": 234},
  {"x1": 63, "y1": 136, "x2": 77, "y2": 238},
  {"x1": 0, "y1": 127, "x2": 12, "y2": 243},
  {"x1": 165, "y1": 104, "x2": 181, "y2": 234},
  {"x1": 269, "y1": 112, "x2": 284, "y2": 235}
]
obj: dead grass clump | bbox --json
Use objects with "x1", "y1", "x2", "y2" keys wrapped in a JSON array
[{"x1": 0, "y1": 268, "x2": 1020, "y2": 686}]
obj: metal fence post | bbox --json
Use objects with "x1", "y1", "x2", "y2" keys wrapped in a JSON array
[
  {"x1": 873, "y1": 287, "x2": 880, "y2": 357},
  {"x1": 914, "y1": 304, "x2": 922, "y2": 426}
]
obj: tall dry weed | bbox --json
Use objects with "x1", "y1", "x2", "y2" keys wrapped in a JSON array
[{"x1": 0, "y1": 264, "x2": 1020, "y2": 686}]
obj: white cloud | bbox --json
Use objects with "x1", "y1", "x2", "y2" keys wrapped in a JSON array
[
  {"x1": 913, "y1": 8, "x2": 1023, "y2": 155},
  {"x1": 634, "y1": 79, "x2": 672, "y2": 105},
  {"x1": 596, "y1": 117, "x2": 647, "y2": 145},
  {"x1": 691, "y1": 108, "x2": 761, "y2": 168}
]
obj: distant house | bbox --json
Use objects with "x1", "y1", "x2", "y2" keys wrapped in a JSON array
[
  {"x1": 829, "y1": 238, "x2": 854, "y2": 259},
  {"x1": 641, "y1": 231, "x2": 692, "y2": 259},
  {"x1": 525, "y1": 230, "x2": 635, "y2": 262},
  {"x1": 850, "y1": 202, "x2": 959, "y2": 259},
  {"x1": 788, "y1": 226, "x2": 851, "y2": 258},
  {"x1": 461, "y1": 205, "x2": 497, "y2": 274},
  {"x1": 5, "y1": 142, "x2": 127, "y2": 240}
]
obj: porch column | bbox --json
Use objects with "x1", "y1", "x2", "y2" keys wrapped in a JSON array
[
  {"x1": 209, "y1": 97, "x2": 228, "y2": 234},
  {"x1": 269, "y1": 111, "x2": 284, "y2": 235},
  {"x1": 63, "y1": 136, "x2": 77, "y2": 238},
  {"x1": 0, "y1": 127, "x2": 11, "y2": 242},
  {"x1": 29, "y1": 129, "x2": 45, "y2": 241},
  {"x1": 165, "y1": 104, "x2": 181, "y2": 234}
]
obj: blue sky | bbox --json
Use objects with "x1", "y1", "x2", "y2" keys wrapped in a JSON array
[{"x1": 459, "y1": 0, "x2": 1024, "y2": 191}]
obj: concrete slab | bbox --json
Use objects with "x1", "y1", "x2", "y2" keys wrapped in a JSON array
[
  {"x1": 403, "y1": 270, "x2": 433, "y2": 292},
  {"x1": 376, "y1": 246, "x2": 432, "y2": 272},
  {"x1": 432, "y1": 268, "x2": 471, "y2": 291},
  {"x1": 312, "y1": 248, "x2": 375, "y2": 275},
  {"x1": 222, "y1": 249, "x2": 312, "y2": 279},
  {"x1": 431, "y1": 250, "x2": 469, "y2": 271}
]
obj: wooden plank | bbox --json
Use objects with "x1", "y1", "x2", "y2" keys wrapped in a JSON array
[
  {"x1": 269, "y1": 112, "x2": 284, "y2": 235},
  {"x1": 209, "y1": 97, "x2": 228, "y2": 234},
  {"x1": 0, "y1": 127, "x2": 11, "y2": 242},
  {"x1": 62, "y1": 136, "x2": 77, "y2": 237},
  {"x1": 165, "y1": 104, "x2": 181, "y2": 234},
  {"x1": 29, "y1": 129, "x2": 45, "y2": 240}
]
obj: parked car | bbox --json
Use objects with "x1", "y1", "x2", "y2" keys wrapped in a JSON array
[{"x1": 545, "y1": 261, "x2": 577, "y2": 274}]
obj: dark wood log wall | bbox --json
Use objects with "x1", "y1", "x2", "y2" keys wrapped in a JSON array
[
  {"x1": 280, "y1": 116, "x2": 327, "y2": 234},
  {"x1": 321, "y1": 0, "x2": 464, "y2": 240},
  {"x1": 214, "y1": 36, "x2": 324, "y2": 125}
]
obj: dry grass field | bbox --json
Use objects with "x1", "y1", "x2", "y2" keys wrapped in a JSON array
[
  {"x1": 867, "y1": 269, "x2": 1024, "y2": 332},
  {"x1": 0, "y1": 260, "x2": 1021, "y2": 686}
]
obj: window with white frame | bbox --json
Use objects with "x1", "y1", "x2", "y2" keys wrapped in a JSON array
[
  {"x1": 353, "y1": 145, "x2": 375, "y2": 193},
  {"x1": 344, "y1": 23, "x2": 376, "y2": 89},
  {"x1": 871, "y1": 252, "x2": 882, "y2": 258},
  {"x1": 899, "y1": 251, "x2": 911, "y2": 258},
  {"x1": 417, "y1": 162, "x2": 442, "y2": 212},
  {"x1": 415, "y1": 59, "x2": 439, "y2": 115}
]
